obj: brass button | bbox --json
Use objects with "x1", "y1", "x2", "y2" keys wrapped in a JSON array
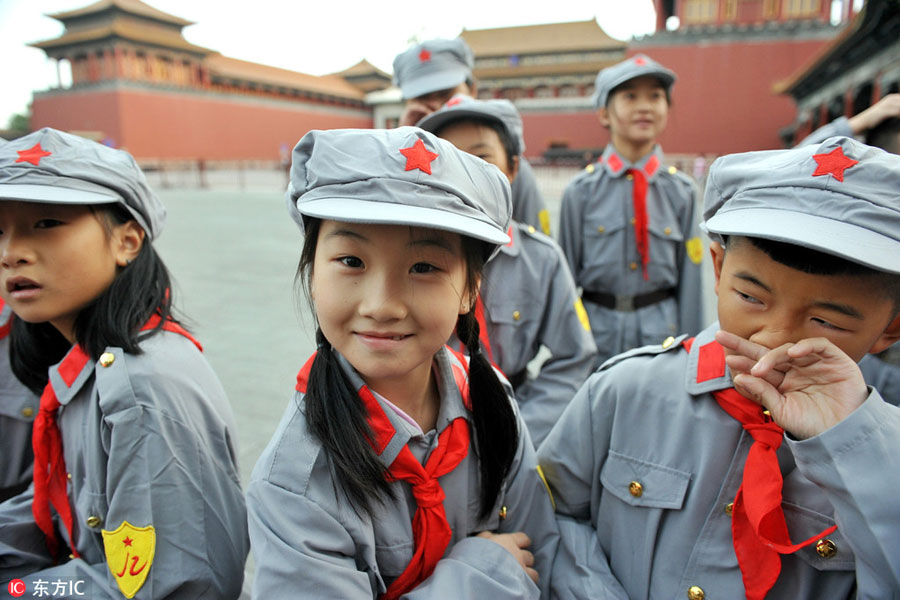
[
  {"x1": 662, "y1": 336, "x2": 675, "y2": 349},
  {"x1": 527, "y1": 225, "x2": 536, "y2": 234},
  {"x1": 664, "y1": 227, "x2": 672, "y2": 235},
  {"x1": 22, "y1": 407, "x2": 34, "y2": 418},
  {"x1": 668, "y1": 166, "x2": 677, "y2": 175},
  {"x1": 69, "y1": 553, "x2": 76, "y2": 560},
  {"x1": 67, "y1": 472, "x2": 72, "y2": 480},
  {"x1": 498, "y1": 505, "x2": 508, "y2": 520},
  {"x1": 86, "y1": 515, "x2": 102, "y2": 528},
  {"x1": 99, "y1": 352, "x2": 116, "y2": 367},
  {"x1": 586, "y1": 163, "x2": 595, "y2": 173},
  {"x1": 626, "y1": 173, "x2": 634, "y2": 180},
  {"x1": 512, "y1": 310, "x2": 521, "y2": 321},
  {"x1": 596, "y1": 225, "x2": 606, "y2": 234},
  {"x1": 629, "y1": 262, "x2": 638, "y2": 271},
  {"x1": 687, "y1": 585, "x2": 704, "y2": 600},
  {"x1": 629, "y1": 216, "x2": 637, "y2": 225},
  {"x1": 816, "y1": 538, "x2": 837, "y2": 559},
  {"x1": 724, "y1": 502, "x2": 734, "y2": 517},
  {"x1": 628, "y1": 481, "x2": 643, "y2": 497}
]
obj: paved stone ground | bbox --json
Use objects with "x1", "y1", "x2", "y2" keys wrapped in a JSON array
[{"x1": 150, "y1": 169, "x2": 716, "y2": 596}]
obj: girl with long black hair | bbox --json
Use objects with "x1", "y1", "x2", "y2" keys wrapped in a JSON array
[
  {"x1": 247, "y1": 127, "x2": 558, "y2": 599},
  {"x1": 0, "y1": 128, "x2": 248, "y2": 599}
]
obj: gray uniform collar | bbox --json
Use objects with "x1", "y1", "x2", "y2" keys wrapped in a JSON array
[
  {"x1": 600, "y1": 144, "x2": 665, "y2": 182},
  {"x1": 335, "y1": 347, "x2": 470, "y2": 469},
  {"x1": 48, "y1": 346, "x2": 95, "y2": 407},
  {"x1": 496, "y1": 224, "x2": 521, "y2": 258},
  {"x1": 684, "y1": 323, "x2": 735, "y2": 396}
]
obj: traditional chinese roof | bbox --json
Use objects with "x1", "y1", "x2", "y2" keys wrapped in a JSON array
[
  {"x1": 47, "y1": 0, "x2": 193, "y2": 27},
  {"x1": 774, "y1": 0, "x2": 898, "y2": 97},
  {"x1": 333, "y1": 59, "x2": 391, "y2": 80},
  {"x1": 460, "y1": 19, "x2": 625, "y2": 56},
  {"x1": 205, "y1": 55, "x2": 365, "y2": 100},
  {"x1": 29, "y1": 20, "x2": 213, "y2": 56}
]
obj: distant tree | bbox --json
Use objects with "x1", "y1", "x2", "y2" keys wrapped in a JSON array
[{"x1": 7, "y1": 113, "x2": 30, "y2": 135}]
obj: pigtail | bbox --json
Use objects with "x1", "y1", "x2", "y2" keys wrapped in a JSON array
[
  {"x1": 305, "y1": 328, "x2": 393, "y2": 515},
  {"x1": 456, "y1": 310, "x2": 519, "y2": 521}
]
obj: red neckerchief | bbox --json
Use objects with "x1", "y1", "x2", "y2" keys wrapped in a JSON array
[
  {"x1": 602, "y1": 151, "x2": 660, "y2": 281},
  {"x1": 683, "y1": 337, "x2": 837, "y2": 600},
  {"x1": 295, "y1": 348, "x2": 471, "y2": 599},
  {"x1": 31, "y1": 317, "x2": 201, "y2": 559}
]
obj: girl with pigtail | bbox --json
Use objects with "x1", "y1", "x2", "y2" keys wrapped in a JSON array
[{"x1": 247, "y1": 127, "x2": 558, "y2": 600}]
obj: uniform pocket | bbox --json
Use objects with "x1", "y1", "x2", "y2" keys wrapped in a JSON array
[
  {"x1": 374, "y1": 540, "x2": 415, "y2": 578},
  {"x1": 646, "y1": 219, "x2": 684, "y2": 283},
  {"x1": 781, "y1": 502, "x2": 855, "y2": 572},
  {"x1": 600, "y1": 450, "x2": 691, "y2": 509},
  {"x1": 484, "y1": 301, "x2": 540, "y2": 373},
  {"x1": 73, "y1": 487, "x2": 109, "y2": 557},
  {"x1": 584, "y1": 216, "x2": 628, "y2": 273}
]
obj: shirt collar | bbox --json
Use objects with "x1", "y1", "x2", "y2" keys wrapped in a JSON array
[
  {"x1": 497, "y1": 224, "x2": 521, "y2": 257},
  {"x1": 684, "y1": 323, "x2": 735, "y2": 396},
  {"x1": 48, "y1": 345, "x2": 94, "y2": 407},
  {"x1": 600, "y1": 144, "x2": 664, "y2": 181}
]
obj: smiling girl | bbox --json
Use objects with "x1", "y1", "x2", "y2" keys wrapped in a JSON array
[
  {"x1": 247, "y1": 127, "x2": 558, "y2": 599},
  {"x1": 0, "y1": 128, "x2": 248, "y2": 599}
]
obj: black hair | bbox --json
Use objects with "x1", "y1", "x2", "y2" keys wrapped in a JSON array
[
  {"x1": 865, "y1": 116, "x2": 900, "y2": 155},
  {"x1": 434, "y1": 116, "x2": 519, "y2": 173},
  {"x1": 297, "y1": 218, "x2": 518, "y2": 519},
  {"x1": 607, "y1": 76, "x2": 672, "y2": 107},
  {"x1": 727, "y1": 235, "x2": 900, "y2": 311},
  {"x1": 10, "y1": 204, "x2": 179, "y2": 394}
]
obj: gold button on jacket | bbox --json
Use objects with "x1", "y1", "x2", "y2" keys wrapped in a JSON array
[
  {"x1": 687, "y1": 585, "x2": 704, "y2": 600},
  {"x1": 816, "y1": 538, "x2": 837, "y2": 559},
  {"x1": 628, "y1": 481, "x2": 643, "y2": 497}
]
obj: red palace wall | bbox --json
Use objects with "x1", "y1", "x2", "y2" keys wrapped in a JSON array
[
  {"x1": 31, "y1": 85, "x2": 373, "y2": 161},
  {"x1": 626, "y1": 39, "x2": 829, "y2": 155},
  {"x1": 520, "y1": 111, "x2": 610, "y2": 159}
]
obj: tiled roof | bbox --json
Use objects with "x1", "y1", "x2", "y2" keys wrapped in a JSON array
[
  {"x1": 30, "y1": 20, "x2": 213, "y2": 55},
  {"x1": 333, "y1": 59, "x2": 391, "y2": 80},
  {"x1": 48, "y1": 0, "x2": 193, "y2": 27},
  {"x1": 205, "y1": 55, "x2": 365, "y2": 100},
  {"x1": 460, "y1": 19, "x2": 625, "y2": 56}
]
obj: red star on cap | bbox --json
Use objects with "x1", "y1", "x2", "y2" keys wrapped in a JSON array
[
  {"x1": 400, "y1": 139, "x2": 439, "y2": 175},
  {"x1": 634, "y1": 56, "x2": 646, "y2": 65},
  {"x1": 445, "y1": 96, "x2": 463, "y2": 107},
  {"x1": 811, "y1": 146, "x2": 858, "y2": 182},
  {"x1": 15, "y1": 143, "x2": 52, "y2": 166},
  {"x1": 419, "y1": 49, "x2": 431, "y2": 62}
]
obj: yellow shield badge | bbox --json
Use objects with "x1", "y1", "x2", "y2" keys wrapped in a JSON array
[
  {"x1": 102, "y1": 522, "x2": 156, "y2": 599},
  {"x1": 686, "y1": 237, "x2": 704, "y2": 265}
]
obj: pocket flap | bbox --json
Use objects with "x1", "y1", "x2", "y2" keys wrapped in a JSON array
[{"x1": 600, "y1": 450, "x2": 691, "y2": 509}]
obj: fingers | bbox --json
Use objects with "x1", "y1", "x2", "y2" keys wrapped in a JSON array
[
  {"x1": 509, "y1": 531, "x2": 532, "y2": 549},
  {"x1": 715, "y1": 330, "x2": 769, "y2": 361},
  {"x1": 525, "y1": 566, "x2": 539, "y2": 584},
  {"x1": 732, "y1": 372, "x2": 781, "y2": 412},
  {"x1": 399, "y1": 101, "x2": 431, "y2": 127}
]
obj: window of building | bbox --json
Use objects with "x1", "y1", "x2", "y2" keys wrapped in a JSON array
[
  {"x1": 783, "y1": 0, "x2": 820, "y2": 17},
  {"x1": 534, "y1": 86, "x2": 554, "y2": 98},
  {"x1": 558, "y1": 85, "x2": 579, "y2": 97},
  {"x1": 724, "y1": 0, "x2": 737, "y2": 20},
  {"x1": 683, "y1": 0, "x2": 718, "y2": 23}
]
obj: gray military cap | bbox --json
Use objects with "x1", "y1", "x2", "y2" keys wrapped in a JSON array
[
  {"x1": 0, "y1": 128, "x2": 165, "y2": 239},
  {"x1": 592, "y1": 53, "x2": 676, "y2": 110},
  {"x1": 286, "y1": 126, "x2": 511, "y2": 256},
  {"x1": 416, "y1": 94, "x2": 526, "y2": 155},
  {"x1": 393, "y1": 38, "x2": 474, "y2": 100},
  {"x1": 702, "y1": 136, "x2": 900, "y2": 274}
]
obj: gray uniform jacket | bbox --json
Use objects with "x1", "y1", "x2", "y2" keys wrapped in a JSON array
[
  {"x1": 0, "y1": 331, "x2": 249, "y2": 599},
  {"x1": 512, "y1": 158, "x2": 551, "y2": 236},
  {"x1": 247, "y1": 347, "x2": 559, "y2": 599},
  {"x1": 480, "y1": 222, "x2": 598, "y2": 446},
  {"x1": 537, "y1": 324, "x2": 900, "y2": 599},
  {"x1": 558, "y1": 145, "x2": 705, "y2": 366},
  {"x1": 0, "y1": 302, "x2": 38, "y2": 501}
]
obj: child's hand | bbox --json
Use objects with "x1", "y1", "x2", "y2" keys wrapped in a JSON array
[
  {"x1": 849, "y1": 93, "x2": 900, "y2": 133},
  {"x1": 715, "y1": 330, "x2": 868, "y2": 440},
  {"x1": 476, "y1": 531, "x2": 538, "y2": 584},
  {"x1": 399, "y1": 100, "x2": 432, "y2": 127}
]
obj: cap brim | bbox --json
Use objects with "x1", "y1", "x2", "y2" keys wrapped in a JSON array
[
  {"x1": 401, "y1": 69, "x2": 468, "y2": 100},
  {"x1": 298, "y1": 197, "x2": 510, "y2": 246},
  {"x1": 418, "y1": 108, "x2": 503, "y2": 135},
  {"x1": 0, "y1": 183, "x2": 120, "y2": 204},
  {"x1": 705, "y1": 208, "x2": 900, "y2": 274}
]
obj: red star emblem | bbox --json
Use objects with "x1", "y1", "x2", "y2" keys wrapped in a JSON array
[
  {"x1": 445, "y1": 96, "x2": 463, "y2": 107},
  {"x1": 811, "y1": 146, "x2": 858, "y2": 182},
  {"x1": 15, "y1": 143, "x2": 52, "y2": 166},
  {"x1": 400, "y1": 139, "x2": 439, "y2": 175},
  {"x1": 419, "y1": 48, "x2": 431, "y2": 62},
  {"x1": 123, "y1": 536, "x2": 133, "y2": 547},
  {"x1": 634, "y1": 56, "x2": 646, "y2": 65}
]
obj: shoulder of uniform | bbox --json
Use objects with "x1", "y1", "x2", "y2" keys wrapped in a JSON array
[
  {"x1": 661, "y1": 165, "x2": 696, "y2": 187},
  {"x1": 597, "y1": 334, "x2": 689, "y2": 372},
  {"x1": 516, "y1": 222, "x2": 558, "y2": 249}
]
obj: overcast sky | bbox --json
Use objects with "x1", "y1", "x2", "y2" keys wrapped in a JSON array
[{"x1": 0, "y1": 0, "x2": 659, "y2": 127}]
